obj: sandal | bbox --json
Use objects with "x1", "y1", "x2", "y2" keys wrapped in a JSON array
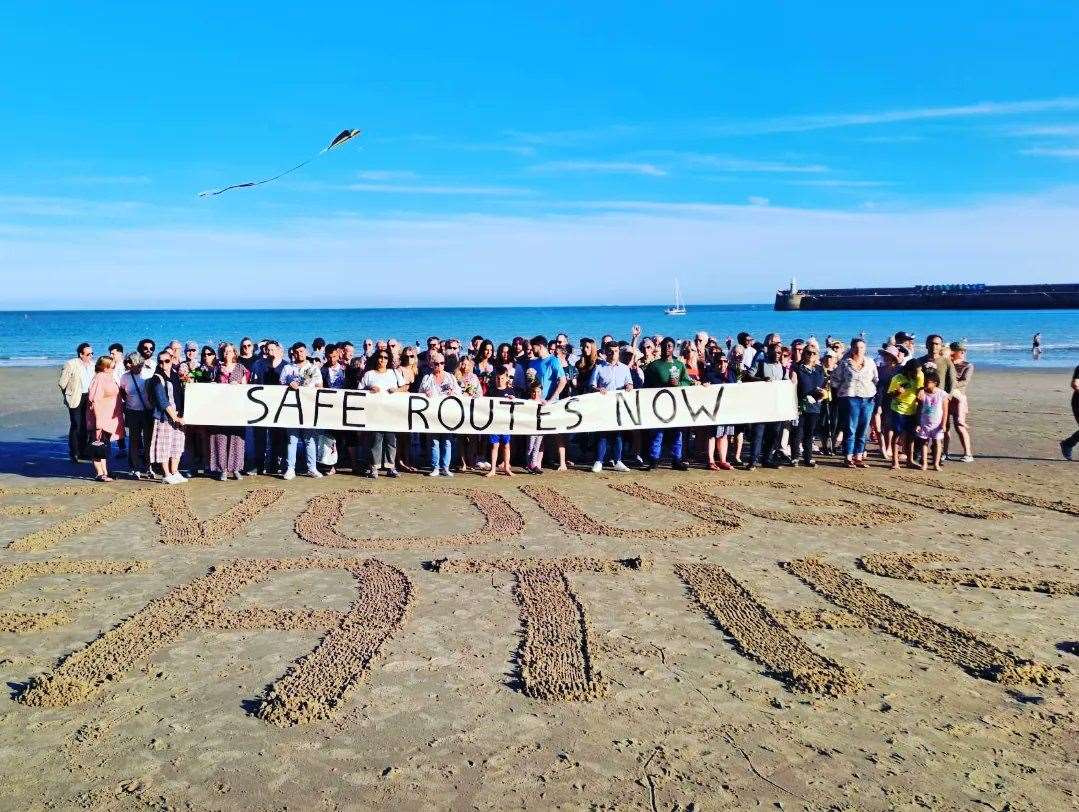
[{"x1": 708, "y1": 462, "x2": 721, "y2": 471}]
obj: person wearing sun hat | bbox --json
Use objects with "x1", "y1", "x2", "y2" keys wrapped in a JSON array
[{"x1": 945, "y1": 340, "x2": 975, "y2": 462}]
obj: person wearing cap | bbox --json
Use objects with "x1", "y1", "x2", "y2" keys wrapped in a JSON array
[
  {"x1": 873, "y1": 344, "x2": 901, "y2": 460},
  {"x1": 894, "y1": 331, "x2": 916, "y2": 360},
  {"x1": 945, "y1": 341, "x2": 975, "y2": 462},
  {"x1": 280, "y1": 342, "x2": 324, "y2": 480},
  {"x1": 119, "y1": 350, "x2": 156, "y2": 478}
]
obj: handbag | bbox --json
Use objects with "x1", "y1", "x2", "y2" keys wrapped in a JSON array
[
  {"x1": 317, "y1": 433, "x2": 338, "y2": 466},
  {"x1": 87, "y1": 440, "x2": 110, "y2": 460}
]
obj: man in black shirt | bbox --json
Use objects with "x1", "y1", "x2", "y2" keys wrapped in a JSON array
[{"x1": 1060, "y1": 365, "x2": 1079, "y2": 460}]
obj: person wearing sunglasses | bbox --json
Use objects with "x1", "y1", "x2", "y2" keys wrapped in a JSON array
[
  {"x1": 394, "y1": 346, "x2": 422, "y2": 472},
  {"x1": 58, "y1": 341, "x2": 95, "y2": 463},
  {"x1": 149, "y1": 351, "x2": 187, "y2": 484},
  {"x1": 418, "y1": 352, "x2": 460, "y2": 476},
  {"x1": 791, "y1": 345, "x2": 825, "y2": 467},
  {"x1": 359, "y1": 350, "x2": 404, "y2": 478}
]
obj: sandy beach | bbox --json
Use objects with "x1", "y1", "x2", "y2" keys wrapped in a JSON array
[{"x1": 0, "y1": 366, "x2": 1076, "y2": 811}]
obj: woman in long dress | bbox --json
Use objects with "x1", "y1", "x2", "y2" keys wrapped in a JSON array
[{"x1": 209, "y1": 343, "x2": 250, "y2": 480}]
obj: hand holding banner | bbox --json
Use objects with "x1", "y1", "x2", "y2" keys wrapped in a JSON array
[{"x1": 183, "y1": 381, "x2": 797, "y2": 435}]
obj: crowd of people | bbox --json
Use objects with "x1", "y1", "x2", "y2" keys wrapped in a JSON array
[{"x1": 57, "y1": 327, "x2": 980, "y2": 484}]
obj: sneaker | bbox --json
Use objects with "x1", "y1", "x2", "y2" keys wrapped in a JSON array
[
  {"x1": 307, "y1": 470, "x2": 324, "y2": 478},
  {"x1": 612, "y1": 461, "x2": 630, "y2": 473},
  {"x1": 428, "y1": 469, "x2": 442, "y2": 477},
  {"x1": 131, "y1": 471, "x2": 142, "y2": 481},
  {"x1": 283, "y1": 470, "x2": 296, "y2": 481},
  {"x1": 217, "y1": 471, "x2": 227, "y2": 481},
  {"x1": 672, "y1": 460, "x2": 690, "y2": 471},
  {"x1": 368, "y1": 469, "x2": 378, "y2": 479},
  {"x1": 442, "y1": 469, "x2": 454, "y2": 478},
  {"x1": 234, "y1": 471, "x2": 243, "y2": 480},
  {"x1": 161, "y1": 473, "x2": 176, "y2": 485},
  {"x1": 1061, "y1": 441, "x2": 1073, "y2": 461},
  {"x1": 591, "y1": 461, "x2": 604, "y2": 473},
  {"x1": 804, "y1": 460, "x2": 817, "y2": 468},
  {"x1": 386, "y1": 468, "x2": 399, "y2": 478},
  {"x1": 960, "y1": 455, "x2": 975, "y2": 463}
]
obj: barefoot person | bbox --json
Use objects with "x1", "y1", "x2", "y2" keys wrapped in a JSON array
[
  {"x1": 945, "y1": 341, "x2": 975, "y2": 462},
  {"x1": 915, "y1": 372, "x2": 949, "y2": 471}
]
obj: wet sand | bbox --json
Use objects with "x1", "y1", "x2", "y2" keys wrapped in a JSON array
[{"x1": 0, "y1": 366, "x2": 1076, "y2": 811}]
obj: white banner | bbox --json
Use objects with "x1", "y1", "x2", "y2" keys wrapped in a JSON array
[{"x1": 182, "y1": 382, "x2": 797, "y2": 435}]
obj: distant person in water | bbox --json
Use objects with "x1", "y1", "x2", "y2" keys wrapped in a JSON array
[
  {"x1": 1060, "y1": 363, "x2": 1079, "y2": 461},
  {"x1": 1032, "y1": 332, "x2": 1042, "y2": 359}
]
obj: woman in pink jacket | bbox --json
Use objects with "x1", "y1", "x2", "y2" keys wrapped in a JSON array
[{"x1": 87, "y1": 356, "x2": 124, "y2": 481}]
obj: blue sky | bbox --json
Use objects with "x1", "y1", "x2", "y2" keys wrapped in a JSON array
[{"x1": 2, "y1": 2, "x2": 1078, "y2": 308}]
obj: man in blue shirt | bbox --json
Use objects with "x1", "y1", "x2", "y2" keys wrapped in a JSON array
[
  {"x1": 528, "y1": 335, "x2": 566, "y2": 403},
  {"x1": 588, "y1": 343, "x2": 633, "y2": 472}
]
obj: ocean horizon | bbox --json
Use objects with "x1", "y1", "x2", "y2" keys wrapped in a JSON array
[{"x1": 2, "y1": 304, "x2": 1077, "y2": 370}]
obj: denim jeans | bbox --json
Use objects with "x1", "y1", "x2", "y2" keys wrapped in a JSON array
[
  {"x1": 286, "y1": 429, "x2": 317, "y2": 473},
  {"x1": 429, "y1": 434, "x2": 453, "y2": 471},
  {"x1": 649, "y1": 429, "x2": 682, "y2": 463},
  {"x1": 843, "y1": 396, "x2": 874, "y2": 457},
  {"x1": 595, "y1": 432, "x2": 623, "y2": 464}
]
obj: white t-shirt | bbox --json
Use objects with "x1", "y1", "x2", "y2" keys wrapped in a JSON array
[
  {"x1": 119, "y1": 369, "x2": 153, "y2": 410},
  {"x1": 361, "y1": 368, "x2": 403, "y2": 393}
]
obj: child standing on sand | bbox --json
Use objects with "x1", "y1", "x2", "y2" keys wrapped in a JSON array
[
  {"x1": 915, "y1": 371, "x2": 949, "y2": 471},
  {"x1": 485, "y1": 367, "x2": 516, "y2": 477},
  {"x1": 887, "y1": 358, "x2": 923, "y2": 470}
]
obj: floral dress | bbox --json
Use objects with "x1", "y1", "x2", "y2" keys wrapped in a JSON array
[{"x1": 209, "y1": 363, "x2": 250, "y2": 473}]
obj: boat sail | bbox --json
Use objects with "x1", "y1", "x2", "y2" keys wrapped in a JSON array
[{"x1": 665, "y1": 278, "x2": 687, "y2": 315}]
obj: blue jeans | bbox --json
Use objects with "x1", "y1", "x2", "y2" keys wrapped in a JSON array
[
  {"x1": 649, "y1": 429, "x2": 682, "y2": 463},
  {"x1": 286, "y1": 429, "x2": 317, "y2": 473},
  {"x1": 844, "y1": 396, "x2": 874, "y2": 457},
  {"x1": 750, "y1": 422, "x2": 780, "y2": 464},
  {"x1": 595, "y1": 432, "x2": 623, "y2": 464},
  {"x1": 429, "y1": 434, "x2": 454, "y2": 471}
]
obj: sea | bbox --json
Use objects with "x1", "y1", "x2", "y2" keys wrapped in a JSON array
[{"x1": 1, "y1": 305, "x2": 1077, "y2": 370}]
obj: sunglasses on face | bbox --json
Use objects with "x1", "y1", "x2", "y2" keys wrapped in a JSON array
[
  {"x1": 186, "y1": 348, "x2": 197, "y2": 354},
  {"x1": 202, "y1": 351, "x2": 214, "y2": 356},
  {"x1": 432, "y1": 361, "x2": 444, "y2": 366}
]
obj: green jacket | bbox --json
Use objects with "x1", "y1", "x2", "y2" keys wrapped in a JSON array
[{"x1": 644, "y1": 358, "x2": 693, "y2": 388}]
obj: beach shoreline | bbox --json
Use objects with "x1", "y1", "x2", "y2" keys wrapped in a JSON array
[{"x1": 0, "y1": 364, "x2": 1076, "y2": 810}]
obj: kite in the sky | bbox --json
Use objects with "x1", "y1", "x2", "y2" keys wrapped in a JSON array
[{"x1": 198, "y1": 128, "x2": 362, "y2": 197}]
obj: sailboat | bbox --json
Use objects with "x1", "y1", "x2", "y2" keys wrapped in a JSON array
[{"x1": 665, "y1": 278, "x2": 687, "y2": 316}]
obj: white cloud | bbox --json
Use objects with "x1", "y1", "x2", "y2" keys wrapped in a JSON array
[
  {"x1": 67, "y1": 175, "x2": 152, "y2": 186},
  {"x1": 747, "y1": 196, "x2": 770, "y2": 206},
  {"x1": 0, "y1": 195, "x2": 146, "y2": 217},
  {"x1": 788, "y1": 179, "x2": 894, "y2": 187},
  {"x1": 356, "y1": 170, "x2": 419, "y2": 181},
  {"x1": 706, "y1": 97, "x2": 1079, "y2": 135},
  {"x1": 347, "y1": 182, "x2": 534, "y2": 196},
  {"x1": 687, "y1": 155, "x2": 828, "y2": 173},
  {"x1": 529, "y1": 160, "x2": 667, "y2": 177},
  {"x1": 5, "y1": 190, "x2": 1079, "y2": 308},
  {"x1": 1005, "y1": 124, "x2": 1079, "y2": 137},
  {"x1": 1020, "y1": 146, "x2": 1079, "y2": 159}
]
